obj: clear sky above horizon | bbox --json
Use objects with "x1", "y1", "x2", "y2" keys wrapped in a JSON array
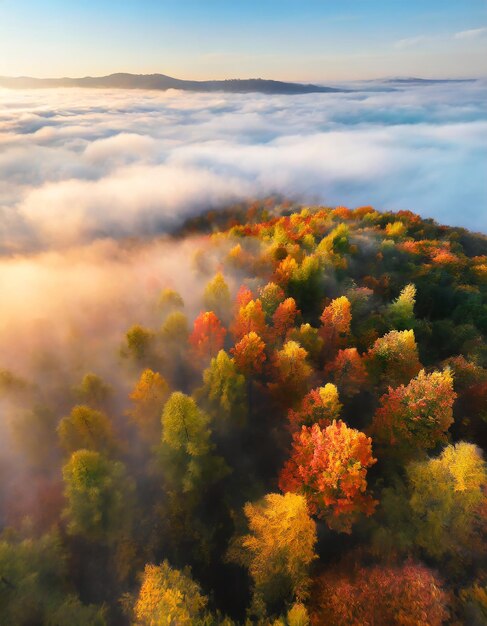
[{"x1": 1, "y1": 0, "x2": 486, "y2": 81}]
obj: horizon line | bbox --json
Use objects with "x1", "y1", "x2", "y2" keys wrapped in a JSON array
[{"x1": 0, "y1": 71, "x2": 483, "y2": 83}]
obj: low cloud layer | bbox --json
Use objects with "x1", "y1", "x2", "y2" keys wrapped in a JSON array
[{"x1": 0, "y1": 80, "x2": 486, "y2": 253}]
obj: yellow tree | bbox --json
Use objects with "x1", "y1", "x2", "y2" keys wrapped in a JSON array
[
  {"x1": 287, "y1": 323, "x2": 323, "y2": 365},
  {"x1": 320, "y1": 296, "x2": 352, "y2": 357},
  {"x1": 133, "y1": 561, "x2": 208, "y2": 626},
  {"x1": 129, "y1": 369, "x2": 169, "y2": 442},
  {"x1": 231, "y1": 299, "x2": 267, "y2": 341},
  {"x1": 408, "y1": 442, "x2": 487, "y2": 560},
  {"x1": 320, "y1": 296, "x2": 352, "y2": 336},
  {"x1": 203, "y1": 272, "x2": 231, "y2": 322},
  {"x1": 260, "y1": 281, "x2": 285, "y2": 320},
  {"x1": 365, "y1": 329, "x2": 421, "y2": 389},
  {"x1": 270, "y1": 341, "x2": 312, "y2": 406},
  {"x1": 228, "y1": 492, "x2": 317, "y2": 615}
]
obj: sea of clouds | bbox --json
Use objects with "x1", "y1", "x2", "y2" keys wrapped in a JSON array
[{"x1": 0, "y1": 80, "x2": 486, "y2": 254}]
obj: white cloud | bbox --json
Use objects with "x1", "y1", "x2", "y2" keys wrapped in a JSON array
[
  {"x1": 0, "y1": 81, "x2": 486, "y2": 253},
  {"x1": 454, "y1": 27, "x2": 487, "y2": 40},
  {"x1": 18, "y1": 164, "x2": 251, "y2": 245},
  {"x1": 395, "y1": 27, "x2": 487, "y2": 49},
  {"x1": 394, "y1": 36, "x2": 435, "y2": 50}
]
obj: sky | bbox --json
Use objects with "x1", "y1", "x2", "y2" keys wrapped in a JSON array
[{"x1": 0, "y1": 0, "x2": 487, "y2": 80}]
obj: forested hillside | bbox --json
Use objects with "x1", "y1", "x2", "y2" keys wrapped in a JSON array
[{"x1": 1, "y1": 200, "x2": 487, "y2": 625}]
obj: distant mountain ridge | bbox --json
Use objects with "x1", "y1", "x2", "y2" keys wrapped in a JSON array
[
  {"x1": 0, "y1": 72, "x2": 345, "y2": 94},
  {"x1": 383, "y1": 76, "x2": 476, "y2": 85}
]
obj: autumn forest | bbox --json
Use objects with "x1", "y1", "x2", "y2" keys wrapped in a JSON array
[{"x1": 1, "y1": 200, "x2": 487, "y2": 625}]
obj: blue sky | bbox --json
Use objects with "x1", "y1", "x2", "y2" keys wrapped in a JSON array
[{"x1": 0, "y1": 0, "x2": 486, "y2": 79}]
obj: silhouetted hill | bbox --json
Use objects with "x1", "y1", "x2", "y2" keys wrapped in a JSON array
[{"x1": 0, "y1": 72, "x2": 346, "y2": 94}]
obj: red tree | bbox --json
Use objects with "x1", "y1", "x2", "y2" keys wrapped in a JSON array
[
  {"x1": 272, "y1": 297, "x2": 299, "y2": 342},
  {"x1": 325, "y1": 348, "x2": 368, "y2": 397},
  {"x1": 279, "y1": 421, "x2": 376, "y2": 533},
  {"x1": 232, "y1": 331, "x2": 267, "y2": 378},
  {"x1": 189, "y1": 311, "x2": 226, "y2": 360},
  {"x1": 312, "y1": 561, "x2": 450, "y2": 626},
  {"x1": 287, "y1": 384, "x2": 341, "y2": 432},
  {"x1": 371, "y1": 368, "x2": 456, "y2": 458},
  {"x1": 232, "y1": 331, "x2": 267, "y2": 418},
  {"x1": 235, "y1": 285, "x2": 254, "y2": 309}
]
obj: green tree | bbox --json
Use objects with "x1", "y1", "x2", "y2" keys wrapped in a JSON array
[
  {"x1": 287, "y1": 254, "x2": 324, "y2": 316},
  {"x1": 287, "y1": 324, "x2": 323, "y2": 365},
  {"x1": 161, "y1": 392, "x2": 228, "y2": 493},
  {"x1": 122, "y1": 325, "x2": 155, "y2": 363},
  {"x1": 203, "y1": 272, "x2": 231, "y2": 322},
  {"x1": 0, "y1": 368, "x2": 30, "y2": 397},
  {"x1": 158, "y1": 288, "x2": 184, "y2": 318},
  {"x1": 260, "y1": 282, "x2": 285, "y2": 320},
  {"x1": 57, "y1": 405, "x2": 116, "y2": 455},
  {"x1": 159, "y1": 311, "x2": 190, "y2": 385},
  {"x1": 196, "y1": 350, "x2": 246, "y2": 425},
  {"x1": 162, "y1": 392, "x2": 211, "y2": 457},
  {"x1": 0, "y1": 530, "x2": 106, "y2": 625},
  {"x1": 62, "y1": 450, "x2": 134, "y2": 544},
  {"x1": 160, "y1": 311, "x2": 190, "y2": 346},
  {"x1": 387, "y1": 283, "x2": 416, "y2": 330},
  {"x1": 48, "y1": 596, "x2": 107, "y2": 626},
  {"x1": 73, "y1": 373, "x2": 112, "y2": 409}
]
